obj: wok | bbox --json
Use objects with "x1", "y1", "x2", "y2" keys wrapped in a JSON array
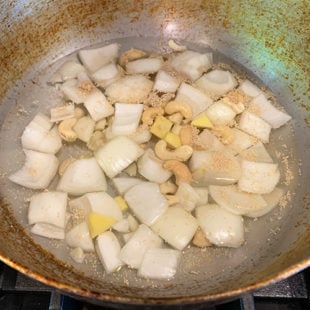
[{"x1": 0, "y1": 0, "x2": 309, "y2": 306}]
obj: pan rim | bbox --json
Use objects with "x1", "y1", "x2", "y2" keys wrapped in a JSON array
[{"x1": 0, "y1": 253, "x2": 309, "y2": 305}]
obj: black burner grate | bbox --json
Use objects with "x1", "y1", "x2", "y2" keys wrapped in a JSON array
[{"x1": 0, "y1": 262, "x2": 309, "y2": 310}]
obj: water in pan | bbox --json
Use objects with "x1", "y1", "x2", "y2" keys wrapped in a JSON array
[{"x1": 0, "y1": 36, "x2": 299, "y2": 287}]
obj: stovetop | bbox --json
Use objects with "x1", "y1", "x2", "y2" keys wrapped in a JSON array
[{"x1": 0, "y1": 262, "x2": 309, "y2": 310}]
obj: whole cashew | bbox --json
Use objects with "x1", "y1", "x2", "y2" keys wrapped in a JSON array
[
  {"x1": 164, "y1": 101, "x2": 193, "y2": 119},
  {"x1": 154, "y1": 140, "x2": 193, "y2": 161},
  {"x1": 142, "y1": 107, "x2": 164, "y2": 125},
  {"x1": 58, "y1": 118, "x2": 78, "y2": 142},
  {"x1": 159, "y1": 181, "x2": 178, "y2": 194},
  {"x1": 163, "y1": 160, "x2": 192, "y2": 185}
]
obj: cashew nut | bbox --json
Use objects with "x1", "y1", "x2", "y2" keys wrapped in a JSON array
[
  {"x1": 180, "y1": 125, "x2": 207, "y2": 150},
  {"x1": 58, "y1": 118, "x2": 78, "y2": 142},
  {"x1": 168, "y1": 112, "x2": 183, "y2": 124},
  {"x1": 142, "y1": 107, "x2": 164, "y2": 125},
  {"x1": 74, "y1": 107, "x2": 86, "y2": 119},
  {"x1": 179, "y1": 125, "x2": 193, "y2": 146},
  {"x1": 119, "y1": 48, "x2": 147, "y2": 67},
  {"x1": 155, "y1": 140, "x2": 193, "y2": 162},
  {"x1": 87, "y1": 130, "x2": 106, "y2": 151},
  {"x1": 192, "y1": 227, "x2": 212, "y2": 248},
  {"x1": 163, "y1": 160, "x2": 192, "y2": 185},
  {"x1": 164, "y1": 101, "x2": 193, "y2": 119},
  {"x1": 59, "y1": 157, "x2": 76, "y2": 176},
  {"x1": 168, "y1": 39, "x2": 187, "y2": 52},
  {"x1": 95, "y1": 118, "x2": 107, "y2": 131},
  {"x1": 165, "y1": 194, "x2": 180, "y2": 206},
  {"x1": 160, "y1": 181, "x2": 178, "y2": 194}
]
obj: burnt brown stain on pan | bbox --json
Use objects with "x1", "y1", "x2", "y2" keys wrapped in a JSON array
[{"x1": 0, "y1": 0, "x2": 309, "y2": 305}]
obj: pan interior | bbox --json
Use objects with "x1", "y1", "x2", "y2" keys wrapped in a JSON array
[{"x1": 0, "y1": 35, "x2": 306, "y2": 300}]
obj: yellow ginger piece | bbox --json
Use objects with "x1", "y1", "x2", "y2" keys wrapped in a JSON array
[
  {"x1": 150, "y1": 115, "x2": 173, "y2": 139},
  {"x1": 114, "y1": 196, "x2": 128, "y2": 212},
  {"x1": 164, "y1": 132, "x2": 182, "y2": 148},
  {"x1": 191, "y1": 114, "x2": 213, "y2": 128},
  {"x1": 88, "y1": 212, "x2": 116, "y2": 238}
]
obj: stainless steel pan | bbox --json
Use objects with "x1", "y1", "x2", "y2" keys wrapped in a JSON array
[{"x1": 0, "y1": 0, "x2": 309, "y2": 306}]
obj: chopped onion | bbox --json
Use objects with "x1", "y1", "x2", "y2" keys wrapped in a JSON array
[
  {"x1": 171, "y1": 50, "x2": 213, "y2": 81},
  {"x1": 175, "y1": 182, "x2": 201, "y2": 212},
  {"x1": 190, "y1": 150, "x2": 241, "y2": 185},
  {"x1": 239, "y1": 79, "x2": 262, "y2": 98},
  {"x1": 151, "y1": 206, "x2": 198, "y2": 250},
  {"x1": 68, "y1": 195, "x2": 91, "y2": 220},
  {"x1": 111, "y1": 177, "x2": 143, "y2": 195},
  {"x1": 21, "y1": 113, "x2": 62, "y2": 154},
  {"x1": 28, "y1": 191, "x2": 67, "y2": 228},
  {"x1": 209, "y1": 185, "x2": 267, "y2": 216},
  {"x1": 57, "y1": 157, "x2": 107, "y2": 196},
  {"x1": 226, "y1": 128, "x2": 256, "y2": 155},
  {"x1": 49, "y1": 61, "x2": 86, "y2": 84},
  {"x1": 250, "y1": 94, "x2": 292, "y2": 129},
  {"x1": 239, "y1": 142, "x2": 273, "y2": 163},
  {"x1": 9, "y1": 150, "x2": 59, "y2": 189},
  {"x1": 105, "y1": 75, "x2": 153, "y2": 104},
  {"x1": 122, "y1": 232, "x2": 134, "y2": 243},
  {"x1": 65, "y1": 221, "x2": 94, "y2": 252},
  {"x1": 31, "y1": 223, "x2": 65, "y2": 240},
  {"x1": 96, "y1": 231, "x2": 124, "y2": 273},
  {"x1": 91, "y1": 63, "x2": 121, "y2": 88},
  {"x1": 126, "y1": 58, "x2": 163, "y2": 74},
  {"x1": 198, "y1": 129, "x2": 226, "y2": 152},
  {"x1": 112, "y1": 103, "x2": 143, "y2": 135},
  {"x1": 238, "y1": 111, "x2": 272, "y2": 143},
  {"x1": 195, "y1": 204, "x2": 244, "y2": 248},
  {"x1": 137, "y1": 149, "x2": 172, "y2": 183},
  {"x1": 127, "y1": 214, "x2": 139, "y2": 232},
  {"x1": 193, "y1": 187, "x2": 209, "y2": 206},
  {"x1": 138, "y1": 248, "x2": 180, "y2": 280},
  {"x1": 124, "y1": 182, "x2": 168, "y2": 226},
  {"x1": 112, "y1": 218, "x2": 130, "y2": 233},
  {"x1": 120, "y1": 224, "x2": 163, "y2": 269},
  {"x1": 85, "y1": 192, "x2": 122, "y2": 221},
  {"x1": 153, "y1": 70, "x2": 179, "y2": 93},
  {"x1": 50, "y1": 103, "x2": 75, "y2": 122},
  {"x1": 95, "y1": 136, "x2": 144, "y2": 178},
  {"x1": 73, "y1": 115, "x2": 95, "y2": 142},
  {"x1": 195, "y1": 69, "x2": 238, "y2": 96},
  {"x1": 78, "y1": 43, "x2": 119, "y2": 72},
  {"x1": 246, "y1": 187, "x2": 284, "y2": 218},
  {"x1": 84, "y1": 90, "x2": 114, "y2": 121},
  {"x1": 69, "y1": 247, "x2": 85, "y2": 263},
  {"x1": 60, "y1": 72, "x2": 93, "y2": 104},
  {"x1": 128, "y1": 125, "x2": 152, "y2": 144},
  {"x1": 238, "y1": 160, "x2": 280, "y2": 194},
  {"x1": 175, "y1": 82, "x2": 213, "y2": 118},
  {"x1": 205, "y1": 101, "x2": 236, "y2": 126}
]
